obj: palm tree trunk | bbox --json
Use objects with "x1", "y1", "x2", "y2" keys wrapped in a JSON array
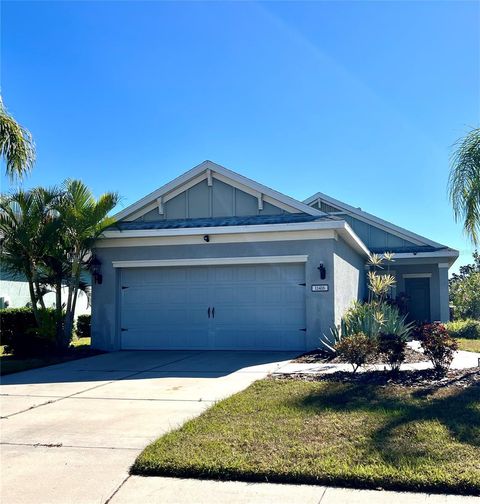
[
  {"x1": 63, "y1": 259, "x2": 79, "y2": 347},
  {"x1": 55, "y1": 278, "x2": 63, "y2": 350},
  {"x1": 34, "y1": 279, "x2": 46, "y2": 310},
  {"x1": 26, "y1": 272, "x2": 41, "y2": 327}
]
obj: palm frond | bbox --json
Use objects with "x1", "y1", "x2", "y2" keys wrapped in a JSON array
[
  {"x1": 0, "y1": 97, "x2": 36, "y2": 180},
  {"x1": 448, "y1": 128, "x2": 480, "y2": 245}
]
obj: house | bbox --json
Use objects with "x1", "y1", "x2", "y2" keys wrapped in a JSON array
[
  {"x1": 0, "y1": 270, "x2": 91, "y2": 316},
  {"x1": 91, "y1": 161, "x2": 458, "y2": 352}
]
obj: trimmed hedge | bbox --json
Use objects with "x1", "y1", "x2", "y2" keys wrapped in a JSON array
[
  {"x1": 76, "y1": 314, "x2": 91, "y2": 338},
  {"x1": 446, "y1": 319, "x2": 480, "y2": 340},
  {"x1": 0, "y1": 307, "x2": 36, "y2": 346},
  {"x1": 0, "y1": 307, "x2": 56, "y2": 357}
]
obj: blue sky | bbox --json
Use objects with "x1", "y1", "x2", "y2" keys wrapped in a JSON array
[{"x1": 2, "y1": 1, "x2": 479, "y2": 272}]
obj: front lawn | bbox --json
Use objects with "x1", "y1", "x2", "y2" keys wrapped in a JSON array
[
  {"x1": 133, "y1": 377, "x2": 480, "y2": 495},
  {"x1": 0, "y1": 337, "x2": 96, "y2": 375},
  {"x1": 457, "y1": 338, "x2": 480, "y2": 353}
]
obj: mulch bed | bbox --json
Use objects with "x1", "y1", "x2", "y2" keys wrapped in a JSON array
[
  {"x1": 294, "y1": 346, "x2": 427, "y2": 365},
  {"x1": 275, "y1": 367, "x2": 480, "y2": 389}
]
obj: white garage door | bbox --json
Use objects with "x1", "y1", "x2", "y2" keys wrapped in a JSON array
[{"x1": 120, "y1": 263, "x2": 306, "y2": 351}]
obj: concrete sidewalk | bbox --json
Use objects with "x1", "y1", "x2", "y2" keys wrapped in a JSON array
[{"x1": 109, "y1": 476, "x2": 478, "y2": 503}]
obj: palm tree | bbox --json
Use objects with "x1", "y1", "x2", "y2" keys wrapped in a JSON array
[
  {"x1": 448, "y1": 128, "x2": 480, "y2": 245},
  {"x1": 0, "y1": 97, "x2": 36, "y2": 180},
  {"x1": 1, "y1": 181, "x2": 118, "y2": 350},
  {"x1": 56, "y1": 180, "x2": 119, "y2": 347},
  {"x1": 0, "y1": 188, "x2": 60, "y2": 325}
]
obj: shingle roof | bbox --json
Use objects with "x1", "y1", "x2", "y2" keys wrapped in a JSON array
[
  {"x1": 112, "y1": 213, "x2": 329, "y2": 231},
  {"x1": 369, "y1": 246, "x2": 447, "y2": 254}
]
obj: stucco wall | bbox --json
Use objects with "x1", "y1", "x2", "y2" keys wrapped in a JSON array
[
  {"x1": 0, "y1": 280, "x2": 91, "y2": 316},
  {"x1": 333, "y1": 237, "x2": 366, "y2": 327},
  {"x1": 91, "y1": 238, "x2": 339, "y2": 351}
]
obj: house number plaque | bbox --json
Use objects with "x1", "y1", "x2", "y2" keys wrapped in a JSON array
[{"x1": 311, "y1": 284, "x2": 329, "y2": 292}]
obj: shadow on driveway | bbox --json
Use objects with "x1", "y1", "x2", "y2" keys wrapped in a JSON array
[{"x1": 0, "y1": 350, "x2": 298, "y2": 386}]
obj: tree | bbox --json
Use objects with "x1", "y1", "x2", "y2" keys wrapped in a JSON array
[
  {"x1": 0, "y1": 188, "x2": 60, "y2": 325},
  {"x1": 54, "y1": 180, "x2": 118, "y2": 348},
  {"x1": 0, "y1": 181, "x2": 118, "y2": 350},
  {"x1": 449, "y1": 251, "x2": 480, "y2": 320},
  {"x1": 448, "y1": 128, "x2": 480, "y2": 245},
  {"x1": 0, "y1": 97, "x2": 36, "y2": 180}
]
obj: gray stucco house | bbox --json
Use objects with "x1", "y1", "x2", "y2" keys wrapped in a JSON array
[{"x1": 91, "y1": 161, "x2": 458, "y2": 352}]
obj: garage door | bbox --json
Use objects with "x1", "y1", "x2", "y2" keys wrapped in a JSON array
[{"x1": 120, "y1": 263, "x2": 306, "y2": 351}]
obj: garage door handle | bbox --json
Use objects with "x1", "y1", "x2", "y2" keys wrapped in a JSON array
[
  {"x1": 207, "y1": 307, "x2": 211, "y2": 318},
  {"x1": 212, "y1": 307, "x2": 215, "y2": 318}
]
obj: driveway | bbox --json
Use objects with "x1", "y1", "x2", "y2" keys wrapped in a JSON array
[{"x1": 0, "y1": 350, "x2": 295, "y2": 504}]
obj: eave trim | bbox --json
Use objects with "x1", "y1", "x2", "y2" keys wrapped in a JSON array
[{"x1": 112, "y1": 255, "x2": 309, "y2": 268}]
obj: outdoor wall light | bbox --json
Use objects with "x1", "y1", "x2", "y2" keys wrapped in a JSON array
[
  {"x1": 90, "y1": 255, "x2": 103, "y2": 285},
  {"x1": 203, "y1": 235, "x2": 210, "y2": 243},
  {"x1": 318, "y1": 262, "x2": 326, "y2": 280}
]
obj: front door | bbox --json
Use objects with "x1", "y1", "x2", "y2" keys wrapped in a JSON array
[{"x1": 405, "y1": 277, "x2": 431, "y2": 323}]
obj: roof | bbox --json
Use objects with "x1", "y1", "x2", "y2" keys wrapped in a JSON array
[
  {"x1": 100, "y1": 218, "x2": 371, "y2": 258},
  {"x1": 369, "y1": 246, "x2": 447, "y2": 254},
  {"x1": 304, "y1": 191, "x2": 450, "y2": 249},
  {"x1": 115, "y1": 160, "x2": 325, "y2": 221},
  {"x1": 112, "y1": 213, "x2": 326, "y2": 231}
]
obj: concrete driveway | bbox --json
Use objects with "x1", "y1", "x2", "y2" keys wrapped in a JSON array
[{"x1": 0, "y1": 350, "x2": 295, "y2": 504}]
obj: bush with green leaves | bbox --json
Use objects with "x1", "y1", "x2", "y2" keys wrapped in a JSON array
[
  {"x1": 0, "y1": 307, "x2": 57, "y2": 356},
  {"x1": 0, "y1": 307, "x2": 36, "y2": 346},
  {"x1": 335, "y1": 332, "x2": 377, "y2": 373},
  {"x1": 416, "y1": 323, "x2": 458, "y2": 375},
  {"x1": 321, "y1": 301, "x2": 413, "y2": 355},
  {"x1": 378, "y1": 333, "x2": 407, "y2": 373},
  {"x1": 445, "y1": 319, "x2": 480, "y2": 340},
  {"x1": 76, "y1": 314, "x2": 91, "y2": 339},
  {"x1": 449, "y1": 251, "x2": 480, "y2": 320},
  {"x1": 342, "y1": 301, "x2": 412, "y2": 339}
]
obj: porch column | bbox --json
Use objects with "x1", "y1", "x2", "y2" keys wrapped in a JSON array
[{"x1": 438, "y1": 263, "x2": 450, "y2": 322}]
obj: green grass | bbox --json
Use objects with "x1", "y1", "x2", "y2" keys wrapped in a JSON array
[
  {"x1": 133, "y1": 378, "x2": 480, "y2": 495},
  {"x1": 0, "y1": 337, "x2": 94, "y2": 375},
  {"x1": 457, "y1": 338, "x2": 480, "y2": 353}
]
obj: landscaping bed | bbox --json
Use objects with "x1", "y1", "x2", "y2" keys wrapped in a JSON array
[
  {"x1": 293, "y1": 345, "x2": 427, "y2": 364},
  {"x1": 132, "y1": 374, "x2": 480, "y2": 495}
]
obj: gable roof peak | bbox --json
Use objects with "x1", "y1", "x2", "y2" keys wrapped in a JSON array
[
  {"x1": 114, "y1": 160, "x2": 326, "y2": 221},
  {"x1": 304, "y1": 190, "x2": 447, "y2": 249}
]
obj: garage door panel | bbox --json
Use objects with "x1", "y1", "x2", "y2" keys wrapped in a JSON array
[
  {"x1": 120, "y1": 263, "x2": 306, "y2": 350},
  {"x1": 213, "y1": 266, "x2": 235, "y2": 282},
  {"x1": 122, "y1": 328, "x2": 209, "y2": 350},
  {"x1": 188, "y1": 267, "x2": 209, "y2": 283},
  {"x1": 237, "y1": 266, "x2": 257, "y2": 281},
  {"x1": 189, "y1": 286, "x2": 209, "y2": 305}
]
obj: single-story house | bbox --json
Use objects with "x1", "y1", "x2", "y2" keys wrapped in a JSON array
[{"x1": 91, "y1": 161, "x2": 458, "y2": 352}]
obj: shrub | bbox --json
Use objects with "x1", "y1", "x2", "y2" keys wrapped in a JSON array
[
  {"x1": 445, "y1": 319, "x2": 480, "y2": 340},
  {"x1": 449, "y1": 252, "x2": 480, "y2": 320},
  {"x1": 417, "y1": 323, "x2": 458, "y2": 375},
  {"x1": 378, "y1": 333, "x2": 407, "y2": 373},
  {"x1": 341, "y1": 301, "x2": 414, "y2": 340},
  {"x1": 335, "y1": 332, "x2": 377, "y2": 373},
  {"x1": 0, "y1": 307, "x2": 57, "y2": 357},
  {"x1": 322, "y1": 302, "x2": 413, "y2": 355},
  {"x1": 0, "y1": 307, "x2": 36, "y2": 346},
  {"x1": 76, "y1": 314, "x2": 91, "y2": 339}
]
